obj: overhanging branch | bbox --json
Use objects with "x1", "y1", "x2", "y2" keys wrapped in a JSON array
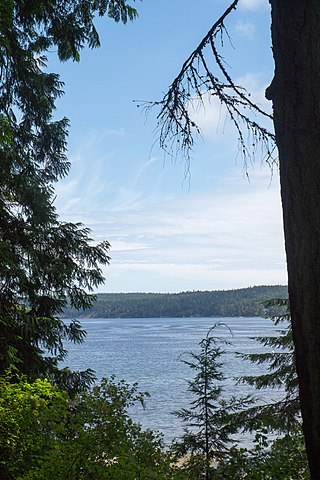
[{"x1": 138, "y1": 0, "x2": 276, "y2": 172}]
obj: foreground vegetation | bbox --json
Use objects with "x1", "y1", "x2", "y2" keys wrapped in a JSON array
[
  {"x1": 0, "y1": 302, "x2": 310, "y2": 479},
  {"x1": 63, "y1": 285, "x2": 288, "y2": 319}
]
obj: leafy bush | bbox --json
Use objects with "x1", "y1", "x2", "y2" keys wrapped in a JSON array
[{"x1": 0, "y1": 374, "x2": 181, "y2": 480}]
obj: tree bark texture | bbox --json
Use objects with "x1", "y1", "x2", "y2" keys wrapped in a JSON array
[{"x1": 268, "y1": 1, "x2": 320, "y2": 477}]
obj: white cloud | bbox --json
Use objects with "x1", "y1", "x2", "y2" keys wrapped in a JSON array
[
  {"x1": 189, "y1": 72, "x2": 273, "y2": 154},
  {"x1": 190, "y1": 94, "x2": 230, "y2": 142},
  {"x1": 239, "y1": 0, "x2": 267, "y2": 11},
  {"x1": 235, "y1": 20, "x2": 256, "y2": 39},
  {"x1": 62, "y1": 168, "x2": 286, "y2": 293},
  {"x1": 236, "y1": 72, "x2": 271, "y2": 113},
  {"x1": 111, "y1": 239, "x2": 150, "y2": 252},
  {"x1": 104, "y1": 128, "x2": 126, "y2": 136},
  {"x1": 100, "y1": 264, "x2": 287, "y2": 294}
]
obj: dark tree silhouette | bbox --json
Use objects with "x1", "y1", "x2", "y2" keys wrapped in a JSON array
[{"x1": 0, "y1": 0, "x2": 137, "y2": 391}]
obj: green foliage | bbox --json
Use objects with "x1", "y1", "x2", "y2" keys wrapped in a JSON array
[
  {"x1": 173, "y1": 302, "x2": 309, "y2": 478},
  {"x1": 0, "y1": 0, "x2": 141, "y2": 386},
  {"x1": 214, "y1": 430, "x2": 309, "y2": 479},
  {"x1": 63, "y1": 285, "x2": 288, "y2": 318},
  {"x1": 0, "y1": 302, "x2": 309, "y2": 480},
  {"x1": 2, "y1": 0, "x2": 138, "y2": 63},
  {"x1": 0, "y1": 373, "x2": 68, "y2": 480},
  {"x1": 236, "y1": 299, "x2": 300, "y2": 432},
  {"x1": 212, "y1": 299, "x2": 307, "y2": 478},
  {"x1": 0, "y1": 374, "x2": 181, "y2": 480},
  {"x1": 173, "y1": 325, "x2": 251, "y2": 480}
]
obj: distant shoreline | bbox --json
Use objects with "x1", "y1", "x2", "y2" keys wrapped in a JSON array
[{"x1": 62, "y1": 285, "x2": 288, "y2": 319}]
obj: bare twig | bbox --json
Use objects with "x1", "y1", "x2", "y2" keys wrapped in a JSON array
[{"x1": 138, "y1": 0, "x2": 276, "y2": 172}]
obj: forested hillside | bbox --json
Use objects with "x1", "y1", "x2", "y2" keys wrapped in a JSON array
[{"x1": 62, "y1": 285, "x2": 288, "y2": 318}]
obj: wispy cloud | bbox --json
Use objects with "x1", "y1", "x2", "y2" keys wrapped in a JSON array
[
  {"x1": 189, "y1": 72, "x2": 273, "y2": 165},
  {"x1": 190, "y1": 94, "x2": 230, "y2": 142},
  {"x1": 56, "y1": 162, "x2": 286, "y2": 292},
  {"x1": 101, "y1": 264, "x2": 287, "y2": 294},
  {"x1": 236, "y1": 72, "x2": 271, "y2": 113},
  {"x1": 235, "y1": 20, "x2": 256, "y2": 39},
  {"x1": 239, "y1": 0, "x2": 267, "y2": 11}
]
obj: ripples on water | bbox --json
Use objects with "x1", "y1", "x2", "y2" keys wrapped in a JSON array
[{"x1": 64, "y1": 317, "x2": 284, "y2": 443}]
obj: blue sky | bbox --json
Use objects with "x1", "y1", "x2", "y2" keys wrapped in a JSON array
[{"x1": 52, "y1": 0, "x2": 287, "y2": 293}]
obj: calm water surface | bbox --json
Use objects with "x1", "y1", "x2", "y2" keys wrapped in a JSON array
[{"x1": 64, "y1": 317, "x2": 283, "y2": 443}]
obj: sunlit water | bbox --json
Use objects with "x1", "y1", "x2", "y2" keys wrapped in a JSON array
[{"x1": 64, "y1": 317, "x2": 285, "y2": 444}]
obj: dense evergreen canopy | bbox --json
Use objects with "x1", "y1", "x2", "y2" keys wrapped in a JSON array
[
  {"x1": 63, "y1": 285, "x2": 288, "y2": 319},
  {"x1": 0, "y1": 0, "x2": 137, "y2": 386}
]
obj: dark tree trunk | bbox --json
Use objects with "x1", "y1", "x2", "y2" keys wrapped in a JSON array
[{"x1": 268, "y1": 1, "x2": 320, "y2": 477}]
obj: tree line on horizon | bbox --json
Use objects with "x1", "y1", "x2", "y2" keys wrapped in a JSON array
[{"x1": 63, "y1": 285, "x2": 288, "y2": 319}]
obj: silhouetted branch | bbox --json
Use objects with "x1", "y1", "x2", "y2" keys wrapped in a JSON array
[{"x1": 139, "y1": 0, "x2": 276, "y2": 172}]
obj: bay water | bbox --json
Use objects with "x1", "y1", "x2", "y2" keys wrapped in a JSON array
[{"x1": 64, "y1": 316, "x2": 284, "y2": 444}]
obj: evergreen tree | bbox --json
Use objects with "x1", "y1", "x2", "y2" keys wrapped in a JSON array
[
  {"x1": 237, "y1": 299, "x2": 300, "y2": 433},
  {"x1": 0, "y1": 0, "x2": 137, "y2": 388},
  {"x1": 173, "y1": 325, "x2": 250, "y2": 480},
  {"x1": 174, "y1": 304, "x2": 307, "y2": 478},
  {"x1": 215, "y1": 300, "x2": 308, "y2": 479}
]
